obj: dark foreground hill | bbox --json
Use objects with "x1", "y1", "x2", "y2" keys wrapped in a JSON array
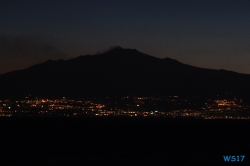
[
  {"x1": 0, "y1": 47, "x2": 250, "y2": 99},
  {"x1": 1, "y1": 118, "x2": 250, "y2": 165}
]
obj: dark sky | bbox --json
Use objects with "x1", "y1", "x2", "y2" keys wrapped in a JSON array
[{"x1": 1, "y1": 0, "x2": 250, "y2": 74}]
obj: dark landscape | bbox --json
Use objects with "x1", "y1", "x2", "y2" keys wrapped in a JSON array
[
  {"x1": 1, "y1": 1, "x2": 250, "y2": 165},
  {"x1": 0, "y1": 48, "x2": 250, "y2": 165},
  {"x1": 0, "y1": 118, "x2": 250, "y2": 165},
  {"x1": 1, "y1": 47, "x2": 250, "y2": 100}
]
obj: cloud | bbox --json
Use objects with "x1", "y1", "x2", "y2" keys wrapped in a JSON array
[
  {"x1": 0, "y1": 35, "x2": 69, "y2": 74},
  {"x1": 0, "y1": 35, "x2": 68, "y2": 60}
]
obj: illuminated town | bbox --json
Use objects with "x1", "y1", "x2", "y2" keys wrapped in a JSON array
[{"x1": 1, "y1": 95, "x2": 250, "y2": 119}]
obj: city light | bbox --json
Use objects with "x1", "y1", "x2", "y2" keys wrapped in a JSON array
[{"x1": 0, "y1": 95, "x2": 249, "y2": 119}]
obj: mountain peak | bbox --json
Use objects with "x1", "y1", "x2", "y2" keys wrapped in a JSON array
[
  {"x1": 109, "y1": 46, "x2": 123, "y2": 50},
  {"x1": 103, "y1": 46, "x2": 138, "y2": 54},
  {"x1": 1, "y1": 47, "x2": 250, "y2": 99},
  {"x1": 97, "y1": 46, "x2": 160, "y2": 61}
]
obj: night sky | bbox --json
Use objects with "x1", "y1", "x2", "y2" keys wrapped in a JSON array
[{"x1": 1, "y1": 0, "x2": 250, "y2": 74}]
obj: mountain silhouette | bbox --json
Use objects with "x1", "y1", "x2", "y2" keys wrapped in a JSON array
[{"x1": 0, "y1": 47, "x2": 250, "y2": 100}]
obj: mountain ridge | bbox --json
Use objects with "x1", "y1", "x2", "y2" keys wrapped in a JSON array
[{"x1": 0, "y1": 47, "x2": 249, "y2": 99}]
